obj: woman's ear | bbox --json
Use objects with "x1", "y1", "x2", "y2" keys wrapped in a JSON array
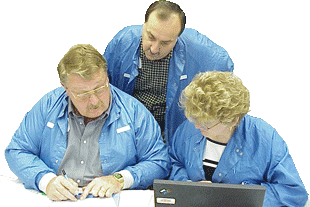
[{"x1": 232, "y1": 117, "x2": 240, "y2": 127}]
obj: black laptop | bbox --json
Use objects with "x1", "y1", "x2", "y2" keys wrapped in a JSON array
[{"x1": 153, "y1": 179, "x2": 266, "y2": 207}]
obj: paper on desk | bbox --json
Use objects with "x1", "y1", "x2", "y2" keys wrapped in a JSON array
[
  {"x1": 119, "y1": 190, "x2": 154, "y2": 207},
  {"x1": 113, "y1": 192, "x2": 120, "y2": 206},
  {"x1": 0, "y1": 175, "x2": 51, "y2": 207},
  {"x1": 0, "y1": 175, "x2": 154, "y2": 207},
  {"x1": 49, "y1": 197, "x2": 117, "y2": 207}
]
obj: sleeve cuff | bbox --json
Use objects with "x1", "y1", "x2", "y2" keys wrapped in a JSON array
[
  {"x1": 117, "y1": 170, "x2": 134, "y2": 190},
  {"x1": 39, "y1": 173, "x2": 57, "y2": 193}
]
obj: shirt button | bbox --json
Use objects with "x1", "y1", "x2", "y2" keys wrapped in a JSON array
[
  {"x1": 219, "y1": 173, "x2": 222, "y2": 177},
  {"x1": 81, "y1": 160, "x2": 84, "y2": 164},
  {"x1": 236, "y1": 149, "x2": 239, "y2": 152},
  {"x1": 77, "y1": 180, "x2": 81, "y2": 183},
  {"x1": 240, "y1": 152, "x2": 243, "y2": 156},
  {"x1": 55, "y1": 160, "x2": 58, "y2": 163},
  {"x1": 83, "y1": 140, "x2": 87, "y2": 144}
]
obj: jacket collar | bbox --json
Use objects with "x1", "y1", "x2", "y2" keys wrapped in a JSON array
[
  {"x1": 104, "y1": 85, "x2": 121, "y2": 126},
  {"x1": 56, "y1": 89, "x2": 69, "y2": 136},
  {"x1": 213, "y1": 116, "x2": 247, "y2": 182}
]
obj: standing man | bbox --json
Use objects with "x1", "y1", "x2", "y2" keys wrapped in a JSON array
[
  {"x1": 5, "y1": 44, "x2": 170, "y2": 201},
  {"x1": 104, "y1": 0, "x2": 234, "y2": 144}
]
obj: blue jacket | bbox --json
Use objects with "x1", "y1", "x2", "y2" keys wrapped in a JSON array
[
  {"x1": 104, "y1": 25, "x2": 234, "y2": 144},
  {"x1": 169, "y1": 115, "x2": 308, "y2": 206},
  {"x1": 5, "y1": 85, "x2": 171, "y2": 191}
]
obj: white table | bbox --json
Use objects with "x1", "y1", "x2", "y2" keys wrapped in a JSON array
[
  {"x1": 1, "y1": 175, "x2": 309, "y2": 206},
  {"x1": 0, "y1": 175, "x2": 155, "y2": 207}
]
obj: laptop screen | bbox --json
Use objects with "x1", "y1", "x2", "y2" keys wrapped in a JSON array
[{"x1": 153, "y1": 179, "x2": 266, "y2": 207}]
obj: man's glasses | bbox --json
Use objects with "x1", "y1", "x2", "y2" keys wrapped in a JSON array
[{"x1": 69, "y1": 81, "x2": 109, "y2": 100}]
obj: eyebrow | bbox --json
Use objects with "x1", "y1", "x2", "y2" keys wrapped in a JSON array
[
  {"x1": 147, "y1": 30, "x2": 173, "y2": 43},
  {"x1": 73, "y1": 79, "x2": 106, "y2": 94},
  {"x1": 147, "y1": 31, "x2": 156, "y2": 40}
]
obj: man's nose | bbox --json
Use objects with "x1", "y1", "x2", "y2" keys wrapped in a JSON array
[
  {"x1": 89, "y1": 93, "x2": 100, "y2": 105},
  {"x1": 150, "y1": 41, "x2": 160, "y2": 54}
]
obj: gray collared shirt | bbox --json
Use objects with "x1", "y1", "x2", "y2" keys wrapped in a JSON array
[{"x1": 57, "y1": 94, "x2": 112, "y2": 187}]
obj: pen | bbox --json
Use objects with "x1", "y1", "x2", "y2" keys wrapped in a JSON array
[
  {"x1": 62, "y1": 169, "x2": 94, "y2": 199},
  {"x1": 62, "y1": 169, "x2": 79, "y2": 199},
  {"x1": 62, "y1": 169, "x2": 69, "y2": 180}
]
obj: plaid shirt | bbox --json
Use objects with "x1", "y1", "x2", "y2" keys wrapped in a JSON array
[{"x1": 132, "y1": 41, "x2": 172, "y2": 133}]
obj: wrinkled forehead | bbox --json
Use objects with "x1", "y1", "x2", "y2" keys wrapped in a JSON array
[{"x1": 66, "y1": 69, "x2": 107, "y2": 91}]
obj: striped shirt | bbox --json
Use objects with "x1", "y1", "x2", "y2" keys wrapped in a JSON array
[{"x1": 202, "y1": 137, "x2": 227, "y2": 181}]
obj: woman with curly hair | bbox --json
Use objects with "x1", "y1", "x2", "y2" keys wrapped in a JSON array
[{"x1": 169, "y1": 71, "x2": 308, "y2": 206}]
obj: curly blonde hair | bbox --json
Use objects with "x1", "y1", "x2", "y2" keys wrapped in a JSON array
[{"x1": 180, "y1": 71, "x2": 250, "y2": 125}]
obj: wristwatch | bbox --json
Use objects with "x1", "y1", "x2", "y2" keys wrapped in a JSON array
[{"x1": 113, "y1": 173, "x2": 124, "y2": 189}]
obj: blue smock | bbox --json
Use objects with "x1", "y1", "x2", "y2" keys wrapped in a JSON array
[
  {"x1": 169, "y1": 115, "x2": 308, "y2": 206},
  {"x1": 104, "y1": 25, "x2": 234, "y2": 144},
  {"x1": 5, "y1": 85, "x2": 171, "y2": 191}
]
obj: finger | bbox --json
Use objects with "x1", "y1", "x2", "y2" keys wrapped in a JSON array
[
  {"x1": 99, "y1": 187, "x2": 108, "y2": 198},
  {"x1": 57, "y1": 184, "x2": 77, "y2": 201},
  {"x1": 69, "y1": 178, "x2": 79, "y2": 188},
  {"x1": 48, "y1": 193, "x2": 60, "y2": 201},
  {"x1": 80, "y1": 181, "x2": 95, "y2": 200},
  {"x1": 55, "y1": 188, "x2": 70, "y2": 201},
  {"x1": 105, "y1": 187, "x2": 116, "y2": 198},
  {"x1": 68, "y1": 178, "x2": 79, "y2": 196},
  {"x1": 60, "y1": 177, "x2": 79, "y2": 195},
  {"x1": 91, "y1": 184, "x2": 102, "y2": 197}
]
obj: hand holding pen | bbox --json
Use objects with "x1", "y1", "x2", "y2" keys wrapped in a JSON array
[{"x1": 45, "y1": 170, "x2": 79, "y2": 201}]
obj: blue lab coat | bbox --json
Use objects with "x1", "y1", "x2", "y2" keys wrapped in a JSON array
[
  {"x1": 169, "y1": 115, "x2": 308, "y2": 206},
  {"x1": 104, "y1": 25, "x2": 234, "y2": 144},
  {"x1": 5, "y1": 85, "x2": 171, "y2": 191}
]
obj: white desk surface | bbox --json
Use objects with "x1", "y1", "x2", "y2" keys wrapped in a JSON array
[
  {"x1": 0, "y1": 175, "x2": 155, "y2": 207},
  {"x1": 1, "y1": 174, "x2": 309, "y2": 207}
]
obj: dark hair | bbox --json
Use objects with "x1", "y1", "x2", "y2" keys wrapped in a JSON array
[{"x1": 145, "y1": 0, "x2": 186, "y2": 36}]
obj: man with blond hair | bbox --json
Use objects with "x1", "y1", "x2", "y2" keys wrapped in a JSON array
[{"x1": 5, "y1": 44, "x2": 170, "y2": 201}]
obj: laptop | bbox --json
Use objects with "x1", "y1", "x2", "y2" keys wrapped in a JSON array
[{"x1": 153, "y1": 179, "x2": 266, "y2": 207}]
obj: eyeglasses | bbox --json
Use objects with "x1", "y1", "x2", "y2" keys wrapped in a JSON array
[
  {"x1": 69, "y1": 81, "x2": 109, "y2": 100},
  {"x1": 198, "y1": 121, "x2": 221, "y2": 131}
]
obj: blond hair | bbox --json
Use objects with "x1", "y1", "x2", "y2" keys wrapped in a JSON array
[
  {"x1": 57, "y1": 44, "x2": 107, "y2": 84},
  {"x1": 180, "y1": 71, "x2": 250, "y2": 125}
]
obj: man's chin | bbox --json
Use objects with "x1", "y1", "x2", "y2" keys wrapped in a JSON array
[
  {"x1": 145, "y1": 52, "x2": 162, "y2": 61},
  {"x1": 85, "y1": 108, "x2": 105, "y2": 119}
]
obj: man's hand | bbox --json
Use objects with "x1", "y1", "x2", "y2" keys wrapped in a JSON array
[
  {"x1": 46, "y1": 176, "x2": 79, "y2": 201},
  {"x1": 80, "y1": 175, "x2": 122, "y2": 200}
]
